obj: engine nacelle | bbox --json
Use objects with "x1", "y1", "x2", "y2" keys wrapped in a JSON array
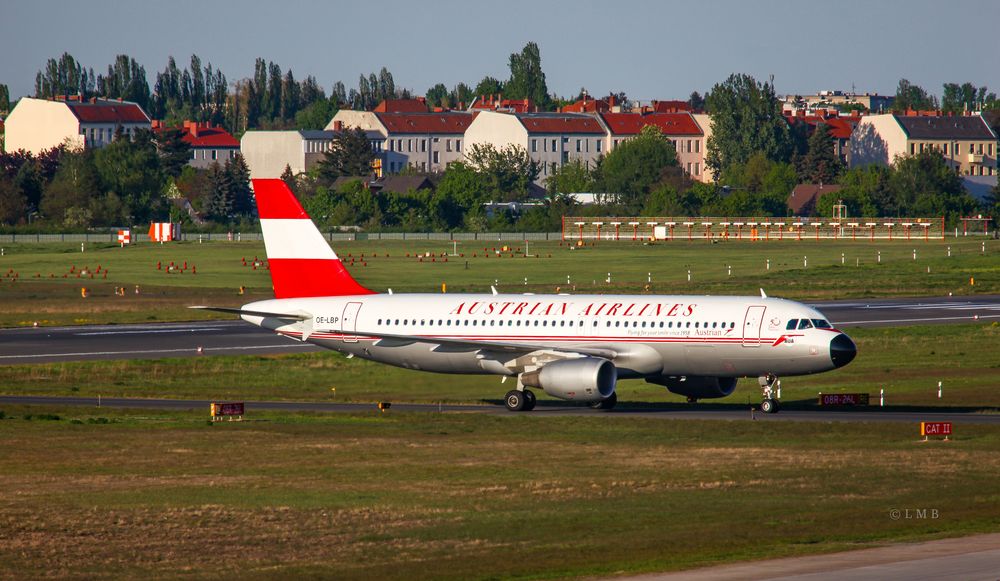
[
  {"x1": 520, "y1": 358, "x2": 617, "y2": 402},
  {"x1": 646, "y1": 375, "x2": 738, "y2": 400}
]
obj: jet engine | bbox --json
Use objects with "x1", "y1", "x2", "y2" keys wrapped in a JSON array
[
  {"x1": 520, "y1": 358, "x2": 617, "y2": 402},
  {"x1": 646, "y1": 375, "x2": 738, "y2": 400}
]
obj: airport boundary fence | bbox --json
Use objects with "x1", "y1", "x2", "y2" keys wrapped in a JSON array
[{"x1": 0, "y1": 231, "x2": 562, "y2": 244}]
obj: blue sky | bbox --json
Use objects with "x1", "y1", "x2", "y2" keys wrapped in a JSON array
[{"x1": 3, "y1": 0, "x2": 998, "y2": 103}]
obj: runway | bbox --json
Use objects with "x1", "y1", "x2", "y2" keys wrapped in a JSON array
[
  {"x1": 0, "y1": 294, "x2": 997, "y2": 364},
  {"x1": 1, "y1": 394, "x2": 998, "y2": 425}
]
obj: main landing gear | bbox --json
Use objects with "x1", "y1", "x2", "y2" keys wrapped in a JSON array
[
  {"x1": 504, "y1": 389, "x2": 536, "y2": 412},
  {"x1": 758, "y1": 373, "x2": 781, "y2": 414},
  {"x1": 502, "y1": 389, "x2": 618, "y2": 411}
]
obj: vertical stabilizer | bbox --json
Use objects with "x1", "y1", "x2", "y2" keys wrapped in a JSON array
[{"x1": 253, "y1": 178, "x2": 374, "y2": 298}]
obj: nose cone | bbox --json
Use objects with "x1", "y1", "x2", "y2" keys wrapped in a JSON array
[{"x1": 830, "y1": 333, "x2": 857, "y2": 368}]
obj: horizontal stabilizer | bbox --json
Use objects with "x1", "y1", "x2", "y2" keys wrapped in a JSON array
[{"x1": 189, "y1": 306, "x2": 311, "y2": 321}]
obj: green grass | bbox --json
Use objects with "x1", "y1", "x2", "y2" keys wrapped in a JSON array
[
  {"x1": 2, "y1": 323, "x2": 998, "y2": 409},
  {"x1": 0, "y1": 238, "x2": 997, "y2": 326},
  {"x1": 0, "y1": 408, "x2": 998, "y2": 579}
]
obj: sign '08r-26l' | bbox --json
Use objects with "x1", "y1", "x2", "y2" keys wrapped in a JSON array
[{"x1": 194, "y1": 179, "x2": 856, "y2": 413}]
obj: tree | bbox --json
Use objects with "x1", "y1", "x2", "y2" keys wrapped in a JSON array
[
  {"x1": 595, "y1": 125, "x2": 678, "y2": 212},
  {"x1": 40, "y1": 150, "x2": 100, "y2": 225},
  {"x1": 893, "y1": 78, "x2": 938, "y2": 112},
  {"x1": 465, "y1": 143, "x2": 539, "y2": 202},
  {"x1": 155, "y1": 126, "x2": 192, "y2": 178},
  {"x1": 226, "y1": 154, "x2": 254, "y2": 218},
  {"x1": 687, "y1": 91, "x2": 705, "y2": 112},
  {"x1": 92, "y1": 129, "x2": 166, "y2": 222},
  {"x1": 0, "y1": 84, "x2": 9, "y2": 116},
  {"x1": 799, "y1": 123, "x2": 844, "y2": 184},
  {"x1": 203, "y1": 161, "x2": 232, "y2": 221},
  {"x1": 890, "y1": 150, "x2": 974, "y2": 222},
  {"x1": 504, "y1": 42, "x2": 550, "y2": 109},
  {"x1": 474, "y1": 76, "x2": 503, "y2": 99},
  {"x1": 317, "y1": 128, "x2": 375, "y2": 180},
  {"x1": 425, "y1": 83, "x2": 450, "y2": 108},
  {"x1": 705, "y1": 73, "x2": 792, "y2": 176},
  {"x1": 0, "y1": 175, "x2": 26, "y2": 225},
  {"x1": 545, "y1": 159, "x2": 594, "y2": 195}
]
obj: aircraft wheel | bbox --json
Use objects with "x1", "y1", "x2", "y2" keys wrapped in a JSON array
[
  {"x1": 589, "y1": 392, "x2": 617, "y2": 410},
  {"x1": 522, "y1": 389, "x2": 536, "y2": 411},
  {"x1": 504, "y1": 390, "x2": 527, "y2": 412},
  {"x1": 760, "y1": 398, "x2": 778, "y2": 414}
]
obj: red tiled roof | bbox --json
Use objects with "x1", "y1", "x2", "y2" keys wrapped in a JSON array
[
  {"x1": 785, "y1": 115, "x2": 857, "y2": 140},
  {"x1": 650, "y1": 100, "x2": 692, "y2": 113},
  {"x1": 152, "y1": 121, "x2": 239, "y2": 148},
  {"x1": 471, "y1": 96, "x2": 535, "y2": 113},
  {"x1": 600, "y1": 112, "x2": 702, "y2": 136},
  {"x1": 374, "y1": 99, "x2": 429, "y2": 113},
  {"x1": 561, "y1": 98, "x2": 610, "y2": 113},
  {"x1": 65, "y1": 99, "x2": 149, "y2": 124},
  {"x1": 375, "y1": 112, "x2": 475, "y2": 134},
  {"x1": 788, "y1": 184, "x2": 842, "y2": 216},
  {"x1": 516, "y1": 113, "x2": 605, "y2": 134}
]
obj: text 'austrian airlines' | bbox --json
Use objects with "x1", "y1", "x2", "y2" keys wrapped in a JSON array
[{"x1": 194, "y1": 179, "x2": 856, "y2": 413}]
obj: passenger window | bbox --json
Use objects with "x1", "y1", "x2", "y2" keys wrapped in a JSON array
[
  {"x1": 812, "y1": 319, "x2": 832, "y2": 329},
  {"x1": 490, "y1": 320, "x2": 495, "y2": 326},
  {"x1": 686, "y1": 322, "x2": 691, "y2": 328},
  {"x1": 798, "y1": 319, "x2": 813, "y2": 330},
  {"x1": 615, "y1": 321, "x2": 620, "y2": 327},
  {"x1": 786, "y1": 319, "x2": 798, "y2": 330},
  {"x1": 377, "y1": 319, "x2": 382, "y2": 325}
]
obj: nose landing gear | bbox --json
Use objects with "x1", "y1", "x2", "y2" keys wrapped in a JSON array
[{"x1": 758, "y1": 374, "x2": 781, "y2": 413}]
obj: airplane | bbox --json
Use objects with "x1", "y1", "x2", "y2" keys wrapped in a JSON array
[{"x1": 194, "y1": 178, "x2": 856, "y2": 413}]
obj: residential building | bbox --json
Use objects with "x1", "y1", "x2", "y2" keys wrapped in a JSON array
[
  {"x1": 151, "y1": 120, "x2": 240, "y2": 169},
  {"x1": 464, "y1": 111, "x2": 607, "y2": 184},
  {"x1": 783, "y1": 91, "x2": 894, "y2": 113},
  {"x1": 3, "y1": 96, "x2": 150, "y2": 154},
  {"x1": 785, "y1": 110, "x2": 861, "y2": 165},
  {"x1": 240, "y1": 129, "x2": 385, "y2": 179},
  {"x1": 600, "y1": 111, "x2": 711, "y2": 182},
  {"x1": 850, "y1": 112, "x2": 998, "y2": 177},
  {"x1": 327, "y1": 106, "x2": 475, "y2": 174},
  {"x1": 469, "y1": 95, "x2": 537, "y2": 113},
  {"x1": 788, "y1": 183, "x2": 843, "y2": 216}
]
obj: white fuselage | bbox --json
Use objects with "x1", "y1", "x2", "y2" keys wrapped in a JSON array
[{"x1": 241, "y1": 293, "x2": 848, "y2": 380}]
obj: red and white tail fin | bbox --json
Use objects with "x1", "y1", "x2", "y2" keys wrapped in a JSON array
[{"x1": 253, "y1": 178, "x2": 374, "y2": 298}]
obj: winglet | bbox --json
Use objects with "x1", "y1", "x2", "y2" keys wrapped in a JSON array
[
  {"x1": 491, "y1": 285, "x2": 498, "y2": 296},
  {"x1": 760, "y1": 288, "x2": 767, "y2": 299}
]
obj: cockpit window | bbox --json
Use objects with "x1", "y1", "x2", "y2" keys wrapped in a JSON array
[
  {"x1": 812, "y1": 319, "x2": 832, "y2": 329},
  {"x1": 797, "y1": 319, "x2": 814, "y2": 330},
  {"x1": 786, "y1": 319, "x2": 798, "y2": 330}
]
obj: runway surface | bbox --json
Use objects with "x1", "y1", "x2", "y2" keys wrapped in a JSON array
[
  {"x1": 1, "y1": 395, "x2": 998, "y2": 425},
  {"x1": 623, "y1": 532, "x2": 1000, "y2": 581},
  {"x1": 0, "y1": 294, "x2": 998, "y2": 364}
]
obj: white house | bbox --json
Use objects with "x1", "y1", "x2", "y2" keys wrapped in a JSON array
[{"x1": 4, "y1": 96, "x2": 151, "y2": 154}]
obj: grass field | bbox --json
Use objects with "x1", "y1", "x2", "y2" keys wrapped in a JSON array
[
  {"x1": 1, "y1": 407, "x2": 999, "y2": 580},
  {"x1": 2, "y1": 323, "x2": 998, "y2": 410},
  {"x1": 0, "y1": 238, "x2": 996, "y2": 327}
]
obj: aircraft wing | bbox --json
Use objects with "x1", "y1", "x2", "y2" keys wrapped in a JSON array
[
  {"x1": 340, "y1": 328, "x2": 619, "y2": 360},
  {"x1": 190, "y1": 306, "x2": 311, "y2": 320}
]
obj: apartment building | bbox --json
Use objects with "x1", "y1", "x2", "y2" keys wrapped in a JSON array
[
  {"x1": 151, "y1": 120, "x2": 240, "y2": 169},
  {"x1": 599, "y1": 111, "x2": 710, "y2": 181},
  {"x1": 240, "y1": 129, "x2": 384, "y2": 179},
  {"x1": 850, "y1": 112, "x2": 998, "y2": 177},
  {"x1": 464, "y1": 111, "x2": 607, "y2": 182},
  {"x1": 4, "y1": 96, "x2": 150, "y2": 154}
]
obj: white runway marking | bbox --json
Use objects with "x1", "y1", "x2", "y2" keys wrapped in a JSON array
[
  {"x1": 835, "y1": 314, "x2": 1000, "y2": 325},
  {"x1": 74, "y1": 328, "x2": 228, "y2": 336}
]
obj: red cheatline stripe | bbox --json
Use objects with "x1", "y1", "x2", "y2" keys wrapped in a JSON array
[
  {"x1": 269, "y1": 258, "x2": 375, "y2": 298},
  {"x1": 282, "y1": 331, "x2": 776, "y2": 344},
  {"x1": 252, "y1": 178, "x2": 309, "y2": 220}
]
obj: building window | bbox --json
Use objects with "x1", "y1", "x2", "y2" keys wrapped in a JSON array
[
  {"x1": 695, "y1": 140, "x2": 701, "y2": 153},
  {"x1": 542, "y1": 139, "x2": 547, "y2": 152},
  {"x1": 531, "y1": 139, "x2": 537, "y2": 152},
  {"x1": 446, "y1": 139, "x2": 452, "y2": 152},
  {"x1": 212, "y1": 150, "x2": 217, "y2": 160},
  {"x1": 191, "y1": 150, "x2": 197, "y2": 159},
  {"x1": 969, "y1": 143, "x2": 974, "y2": 154},
  {"x1": 695, "y1": 162, "x2": 700, "y2": 176},
  {"x1": 551, "y1": 139, "x2": 556, "y2": 151},
  {"x1": 989, "y1": 143, "x2": 994, "y2": 157},
  {"x1": 421, "y1": 140, "x2": 427, "y2": 153},
  {"x1": 944, "y1": 143, "x2": 948, "y2": 155},
  {"x1": 433, "y1": 151, "x2": 439, "y2": 164},
  {"x1": 456, "y1": 139, "x2": 461, "y2": 152},
  {"x1": 575, "y1": 139, "x2": 581, "y2": 152},
  {"x1": 687, "y1": 140, "x2": 692, "y2": 153},
  {"x1": 421, "y1": 162, "x2": 426, "y2": 171},
  {"x1": 910, "y1": 143, "x2": 915, "y2": 154},
  {"x1": 596, "y1": 140, "x2": 602, "y2": 153},
  {"x1": 686, "y1": 162, "x2": 692, "y2": 174}
]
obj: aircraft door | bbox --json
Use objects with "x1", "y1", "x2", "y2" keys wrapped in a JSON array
[
  {"x1": 341, "y1": 302, "x2": 362, "y2": 343},
  {"x1": 742, "y1": 305, "x2": 766, "y2": 347}
]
